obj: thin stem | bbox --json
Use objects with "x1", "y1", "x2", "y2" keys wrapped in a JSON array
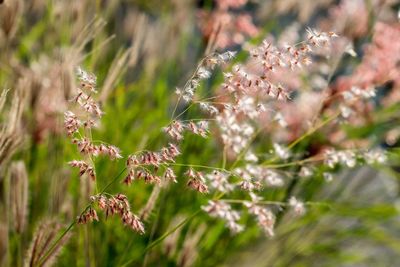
[
  {"x1": 167, "y1": 162, "x2": 228, "y2": 172},
  {"x1": 262, "y1": 111, "x2": 340, "y2": 166},
  {"x1": 220, "y1": 199, "x2": 331, "y2": 208},
  {"x1": 263, "y1": 155, "x2": 324, "y2": 168},
  {"x1": 287, "y1": 111, "x2": 340, "y2": 150},
  {"x1": 171, "y1": 94, "x2": 183, "y2": 120},
  {"x1": 144, "y1": 210, "x2": 201, "y2": 252},
  {"x1": 100, "y1": 167, "x2": 127, "y2": 194},
  {"x1": 222, "y1": 146, "x2": 227, "y2": 170}
]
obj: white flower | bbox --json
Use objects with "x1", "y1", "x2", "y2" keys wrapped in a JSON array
[
  {"x1": 299, "y1": 166, "x2": 313, "y2": 177},
  {"x1": 289, "y1": 196, "x2": 306, "y2": 216},
  {"x1": 244, "y1": 151, "x2": 258, "y2": 162},
  {"x1": 273, "y1": 143, "x2": 290, "y2": 160},
  {"x1": 274, "y1": 112, "x2": 288, "y2": 128},
  {"x1": 364, "y1": 149, "x2": 386, "y2": 164},
  {"x1": 202, "y1": 200, "x2": 243, "y2": 233},
  {"x1": 197, "y1": 67, "x2": 211, "y2": 79},
  {"x1": 207, "y1": 171, "x2": 233, "y2": 193},
  {"x1": 340, "y1": 105, "x2": 353, "y2": 118}
]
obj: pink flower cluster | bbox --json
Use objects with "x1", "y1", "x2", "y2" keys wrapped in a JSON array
[
  {"x1": 65, "y1": 68, "x2": 146, "y2": 233},
  {"x1": 123, "y1": 143, "x2": 181, "y2": 185},
  {"x1": 202, "y1": 200, "x2": 243, "y2": 233},
  {"x1": 186, "y1": 168, "x2": 209, "y2": 193},
  {"x1": 164, "y1": 120, "x2": 209, "y2": 140},
  {"x1": 91, "y1": 194, "x2": 145, "y2": 234}
]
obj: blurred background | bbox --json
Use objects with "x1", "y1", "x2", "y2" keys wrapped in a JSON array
[{"x1": 1, "y1": 0, "x2": 400, "y2": 266}]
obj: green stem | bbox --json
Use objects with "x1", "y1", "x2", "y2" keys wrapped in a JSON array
[{"x1": 145, "y1": 210, "x2": 201, "y2": 252}]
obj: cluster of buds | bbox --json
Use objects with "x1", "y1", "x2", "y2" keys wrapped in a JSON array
[
  {"x1": 77, "y1": 207, "x2": 99, "y2": 224},
  {"x1": 202, "y1": 200, "x2": 243, "y2": 233},
  {"x1": 64, "y1": 111, "x2": 81, "y2": 136},
  {"x1": 94, "y1": 194, "x2": 145, "y2": 234},
  {"x1": 207, "y1": 170, "x2": 233, "y2": 193},
  {"x1": 222, "y1": 67, "x2": 292, "y2": 101},
  {"x1": 198, "y1": 101, "x2": 219, "y2": 115},
  {"x1": 71, "y1": 138, "x2": 122, "y2": 160},
  {"x1": 273, "y1": 143, "x2": 291, "y2": 160},
  {"x1": 164, "y1": 167, "x2": 177, "y2": 183},
  {"x1": 176, "y1": 51, "x2": 236, "y2": 102},
  {"x1": 306, "y1": 28, "x2": 338, "y2": 48},
  {"x1": 239, "y1": 176, "x2": 262, "y2": 191},
  {"x1": 186, "y1": 168, "x2": 209, "y2": 193},
  {"x1": 339, "y1": 86, "x2": 377, "y2": 119},
  {"x1": 324, "y1": 148, "x2": 357, "y2": 168},
  {"x1": 288, "y1": 196, "x2": 306, "y2": 216},
  {"x1": 163, "y1": 120, "x2": 209, "y2": 140},
  {"x1": 216, "y1": 109, "x2": 255, "y2": 154},
  {"x1": 244, "y1": 193, "x2": 276, "y2": 236},
  {"x1": 125, "y1": 169, "x2": 161, "y2": 185},
  {"x1": 123, "y1": 143, "x2": 181, "y2": 185},
  {"x1": 73, "y1": 67, "x2": 102, "y2": 116},
  {"x1": 363, "y1": 149, "x2": 387, "y2": 164},
  {"x1": 235, "y1": 165, "x2": 284, "y2": 189},
  {"x1": 68, "y1": 160, "x2": 96, "y2": 180}
]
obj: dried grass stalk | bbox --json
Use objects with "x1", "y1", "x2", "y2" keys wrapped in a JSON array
[
  {"x1": 0, "y1": 89, "x2": 8, "y2": 112},
  {"x1": 24, "y1": 220, "x2": 71, "y2": 267},
  {"x1": 139, "y1": 185, "x2": 161, "y2": 222},
  {"x1": 9, "y1": 160, "x2": 28, "y2": 233},
  {"x1": 0, "y1": 79, "x2": 27, "y2": 169},
  {"x1": 0, "y1": 222, "x2": 8, "y2": 266},
  {"x1": 178, "y1": 224, "x2": 206, "y2": 267},
  {"x1": 0, "y1": 0, "x2": 23, "y2": 41}
]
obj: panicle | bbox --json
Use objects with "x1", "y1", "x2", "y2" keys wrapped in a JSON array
[
  {"x1": 363, "y1": 149, "x2": 386, "y2": 164},
  {"x1": 90, "y1": 194, "x2": 145, "y2": 234},
  {"x1": 244, "y1": 193, "x2": 275, "y2": 236},
  {"x1": 178, "y1": 51, "x2": 236, "y2": 102},
  {"x1": 164, "y1": 168, "x2": 177, "y2": 183},
  {"x1": 299, "y1": 166, "x2": 313, "y2": 177},
  {"x1": 77, "y1": 207, "x2": 99, "y2": 224},
  {"x1": 123, "y1": 169, "x2": 135, "y2": 185},
  {"x1": 199, "y1": 102, "x2": 219, "y2": 115},
  {"x1": 207, "y1": 170, "x2": 233, "y2": 193},
  {"x1": 236, "y1": 165, "x2": 284, "y2": 188},
  {"x1": 164, "y1": 120, "x2": 209, "y2": 140},
  {"x1": 76, "y1": 67, "x2": 97, "y2": 92},
  {"x1": 124, "y1": 144, "x2": 181, "y2": 185},
  {"x1": 216, "y1": 109, "x2": 255, "y2": 155},
  {"x1": 164, "y1": 120, "x2": 185, "y2": 140},
  {"x1": 202, "y1": 200, "x2": 243, "y2": 233},
  {"x1": 68, "y1": 160, "x2": 96, "y2": 180},
  {"x1": 186, "y1": 168, "x2": 209, "y2": 193},
  {"x1": 238, "y1": 177, "x2": 262, "y2": 191},
  {"x1": 273, "y1": 143, "x2": 290, "y2": 160},
  {"x1": 64, "y1": 111, "x2": 81, "y2": 136},
  {"x1": 324, "y1": 149, "x2": 357, "y2": 168},
  {"x1": 306, "y1": 28, "x2": 338, "y2": 47}
]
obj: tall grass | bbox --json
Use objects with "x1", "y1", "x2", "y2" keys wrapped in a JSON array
[{"x1": 1, "y1": 0, "x2": 400, "y2": 266}]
